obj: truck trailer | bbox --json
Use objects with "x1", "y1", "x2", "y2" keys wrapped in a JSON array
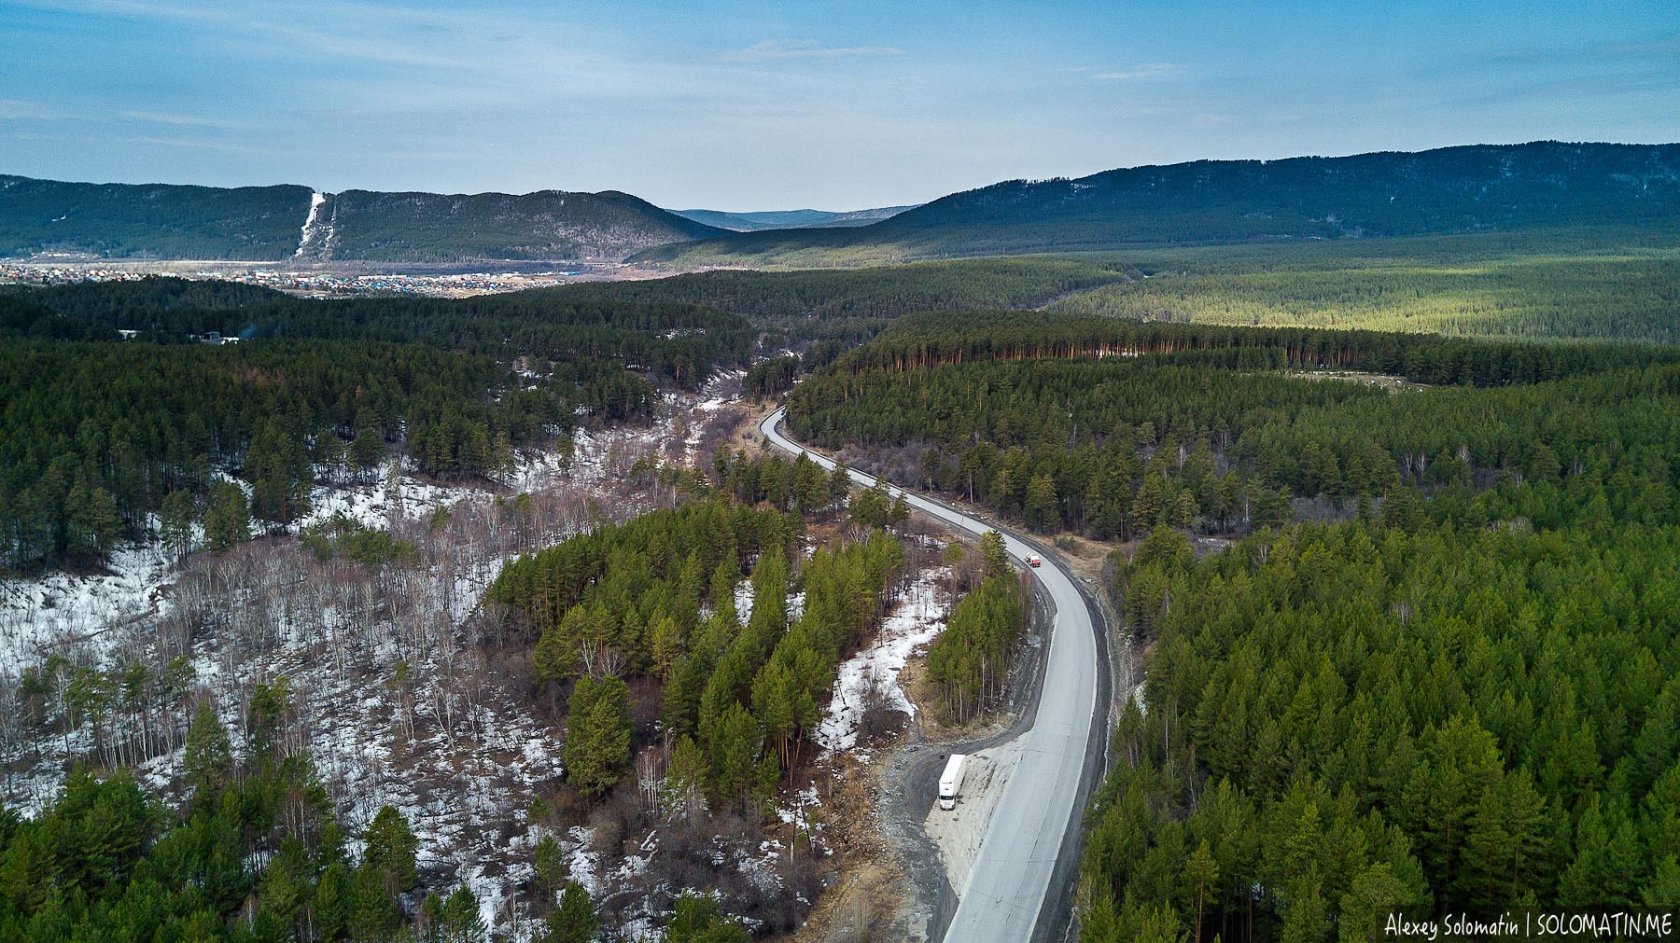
[{"x1": 938, "y1": 753, "x2": 968, "y2": 810}]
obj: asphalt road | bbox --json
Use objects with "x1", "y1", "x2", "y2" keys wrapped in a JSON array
[{"x1": 759, "y1": 408, "x2": 1104, "y2": 943}]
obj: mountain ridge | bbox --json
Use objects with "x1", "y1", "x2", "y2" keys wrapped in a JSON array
[
  {"x1": 0, "y1": 175, "x2": 726, "y2": 263},
  {"x1": 632, "y1": 141, "x2": 1680, "y2": 267}
]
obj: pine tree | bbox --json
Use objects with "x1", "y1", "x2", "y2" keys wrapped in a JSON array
[
  {"x1": 1338, "y1": 862, "x2": 1409, "y2": 943},
  {"x1": 1280, "y1": 874, "x2": 1329, "y2": 943},
  {"x1": 533, "y1": 834, "x2": 567, "y2": 903},
  {"x1": 829, "y1": 462, "x2": 852, "y2": 502},
  {"x1": 1024, "y1": 472, "x2": 1058, "y2": 531},
  {"x1": 63, "y1": 478, "x2": 121, "y2": 567},
  {"x1": 182, "y1": 699, "x2": 232, "y2": 800},
  {"x1": 648, "y1": 613, "x2": 685, "y2": 681},
  {"x1": 709, "y1": 703, "x2": 762, "y2": 811},
  {"x1": 564, "y1": 676, "x2": 632, "y2": 799},
  {"x1": 202, "y1": 481, "x2": 251, "y2": 551},
  {"x1": 246, "y1": 420, "x2": 311, "y2": 525},
  {"x1": 1462, "y1": 771, "x2": 1548, "y2": 907},
  {"x1": 979, "y1": 530, "x2": 1010, "y2": 580},
  {"x1": 348, "y1": 861, "x2": 402, "y2": 941},
  {"x1": 436, "y1": 885, "x2": 487, "y2": 943},
  {"x1": 363, "y1": 805, "x2": 419, "y2": 894},
  {"x1": 666, "y1": 891, "x2": 749, "y2": 943},
  {"x1": 1185, "y1": 840, "x2": 1219, "y2": 943},
  {"x1": 663, "y1": 735, "x2": 709, "y2": 820},
  {"x1": 315, "y1": 861, "x2": 352, "y2": 942},
  {"x1": 159, "y1": 489, "x2": 198, "y2": 560},
  {"x1": 539, "y1": 882, "x2": 599, "y2": 943},
  {"x1": 351, "y1": 422, "x2": 385, "y2": 482}
]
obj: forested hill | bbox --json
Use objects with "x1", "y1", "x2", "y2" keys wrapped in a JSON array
[
  {"x1": 0, "y1": 175, "x2": 725, "y2": 262},
  {"x1": 311, "y1": 188, "x2": 723, "y2": 262},
  {"x1": 633, "y1": 141, "x2": 1680, "y2": 267},
  {"x1": 0, "y1": 175, "x2": 313, "y2": 260}
]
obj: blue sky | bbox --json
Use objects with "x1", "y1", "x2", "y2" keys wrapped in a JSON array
[{"x1": 1, "y1": 1, "x2": 1676, "y2": 209}]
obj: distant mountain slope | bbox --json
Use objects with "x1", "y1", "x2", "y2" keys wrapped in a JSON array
[
  {"x1": 0, "y1": 176, "x2": 727, "y2": 262},
  {"x1": 318, "y1": 189, "x2": 725, "y2": 262},
  {"x1": 0, "y1": 175, "x2": 313, "y2": 260},
  {"x1": 670, "y1": 205, "x2": 916, "y2": 231},
  {"x1": 635, "y1": 142, "x2": 1680, "y2": 267}
]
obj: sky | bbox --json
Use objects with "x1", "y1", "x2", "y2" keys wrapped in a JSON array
[{"x1": 1, "y1": 1, "x2": 1677, "y2": 210}]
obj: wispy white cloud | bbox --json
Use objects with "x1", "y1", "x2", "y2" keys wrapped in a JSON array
[
  {"x1": 0, "y1": 98, "x2": 69, "y2": 119},
  {"x1": 119, "y1": 135, "x2": 266, "y2": 154},
  {"x1": 1092, "y1": 63, "x2": 1183, "y2": 82},
  {"x1": 15, "y1": 0, "x2": 486, "y2": 70},
  {"x1": 721, "y1": 40, "x2": 902, "y2": 63},
  {"x1": 118, "y1": 110, "x2": 240, "y2": 128}
]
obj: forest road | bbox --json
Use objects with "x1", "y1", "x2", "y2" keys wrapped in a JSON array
[{"x1": 759, "y1": 407, "x2": 1110, "y2": 943}]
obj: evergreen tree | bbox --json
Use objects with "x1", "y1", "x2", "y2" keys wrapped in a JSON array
[
  {"x1": 664, "y1": 735, "x2": 710, "y2": 820},
  {"x1": 538, "y1": 882, "x2": 599, "y2": 943},
  {"x1": 202, "y1": 480, "x2": 251, "y2": 551},
  {"x1": 246, "y1": 419, "x2": 312, "y2": 526},
  {"x1": 1462, "y1": 771, "x2": 1548, "y2": 907},
  {"x1": 348, "y1": 862, "x2": 402, "y2": 942},
  {"x1": 435, "y1": 885, "x2": 487, "y2": 943},
  {"x1": 315, "y1": 861, "x2": 352, "y2": 943},
  {"x1": 350, "y1": 421, "x2": 385, "y2": 482},
  {"x1": 563, "y1": 676, "x2": 632, "y2": 799},
  {"x1": 363, "y1": 805, "x2": 420, "y2": 894},
  {"x1": 666, "y1": 891, "x2": 749, "y2": 943},
  {"x1": 63, "y1": 478, "x2": 121, "y2": 567},
  {"x1": 182, "y1": 699, "x2": 232, "y2": 799},
  {"x1": 708, "y1": 703, "x2": 763, "y2": 811},
  {"x1": 979, "y1": 530, "x2": 1010, "y2": 580},
  {"x1": 159, "y1": 488, "x2": 198, "y2": 560},
  {"x1": 828, "y1": 462, "x2": 852, "y2": 502}
]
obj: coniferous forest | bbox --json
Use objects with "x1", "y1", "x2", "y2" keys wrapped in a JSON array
[
  {"x1": 782, "y1": 308, "x2": 1680, "y2": 937},
  {"x1": 0, "y1": 279, "x2": 752, "y2": 572},
  {"x1": 4, "y1": 219, "x2": 1680, "y2": 942},
  {"x1": 8, "y1": 5, "x2": 1680, "y2": 938}
]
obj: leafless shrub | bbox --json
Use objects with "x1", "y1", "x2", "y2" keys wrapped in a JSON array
[{"x1": 857, "y1": 668, "x2": 908, "y2": 742}]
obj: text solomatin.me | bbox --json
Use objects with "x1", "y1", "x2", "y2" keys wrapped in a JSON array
[{"x1": 1387, "y1": 912, "x2": 1676, "y2": 940}]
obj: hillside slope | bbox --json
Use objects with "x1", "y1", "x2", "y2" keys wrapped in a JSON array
[
  {"x1": 316, "y1": 188, "x2": 725, "y2": 262},
  {"x1": 634, "y1": 141, "x2": 1680, "y2": 267},
  {"x1": 0, "y1": 175, "x2": 313, "y2": 260},
  {"x1": 0, "y1": 176, "x2": 726, "y2": 262},
  {"x1": 670, "y1": 205, "x2": 915, "y2": 231}
]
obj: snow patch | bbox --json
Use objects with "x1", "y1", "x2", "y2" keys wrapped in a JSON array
[
  {"x1": 567, "y1": 826, "x2": 599, "y2": 895},
  {"x1": 301, "y1": 465, "x2": 463, "y2": 531},
  {"x1": 295, "y1": 191, "x2": 327, "y2": 258},
  {"x1": 0, "y1": 540, "x2": 176, "y2": 674},
  {"x1": 733, "y1": 581, "x2": 755, "y2": 623},
  {"x1": 816, "y1": 567, "x2": 950, "y2": 753}
]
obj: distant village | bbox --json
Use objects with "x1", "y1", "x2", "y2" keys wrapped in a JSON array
[{"x1": 0, "y1": 260, "x2": 619, "y2": 298}]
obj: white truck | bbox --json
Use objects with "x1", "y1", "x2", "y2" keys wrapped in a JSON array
[{"x1": 938, "y1": 753, "x2": 968, "y2": 810}]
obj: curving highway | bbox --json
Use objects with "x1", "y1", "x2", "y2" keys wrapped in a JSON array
[{"x1": 759, "y1": 407, "x2": 1104, "y2": 943}]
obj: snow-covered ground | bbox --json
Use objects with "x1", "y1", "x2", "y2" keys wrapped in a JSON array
[
  {"x1": 301, "y1": 467, "x2": 465, "y2": 531},
  {"x1": 295, "y1": 190, "x2": 327, "y2": 257},
  {"x1": 0, "y1": 374, "x2": 919, "y2": 939},
  {"x1": 0, "y1": 384, "x2": 746, "y2": 935},
  {"x1": 0, "y1": 540, "x2": 175, "y2": 674},
  {"x1": 816, "y1": 567, "x2": 951, "y2": 754}
]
